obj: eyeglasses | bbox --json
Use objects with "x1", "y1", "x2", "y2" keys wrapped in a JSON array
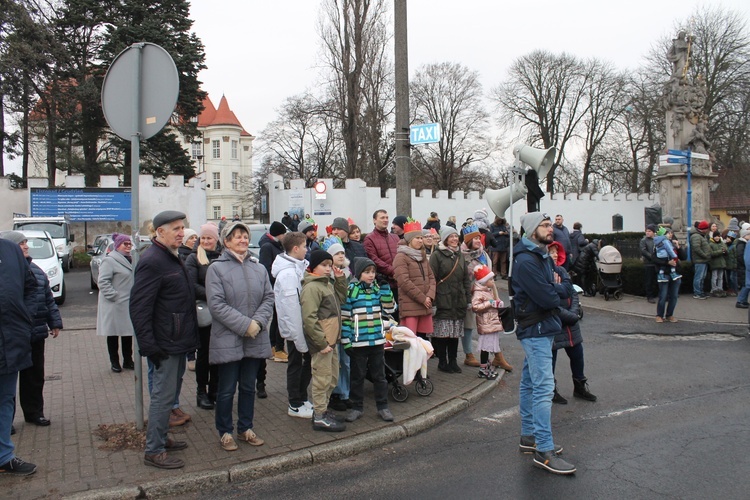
[{"x1": 539, "y1": 223, "x2": 553, "y2": 228}]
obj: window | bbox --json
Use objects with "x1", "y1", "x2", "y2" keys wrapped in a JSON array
[
  {"x1": 212, "y1": 139, "x2": 221, "y2": 159},
  {"x1": 212, "y1": 206, "x2": 221, "y2": 219},
  {"x1": 232, "y1": 206, "x2": 240, "y2": 218},
  {"x1": 191, "y1": 142, "x2": 201, "y2": 159},
  {"x1": 212, "y1": 172, "x2": 221, "y2": 190},
  {"x1": 231, "y1": 140, "x2": 238, "y2": 159},
  {"x1": 231, "y1": 172, "x2": 239, "y2": 190}
]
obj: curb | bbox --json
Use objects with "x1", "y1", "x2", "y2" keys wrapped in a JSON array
[
  {"x1": 64, "y1": 376, "x2": 502, "y2": 499},
  {"x1": 580, "y1": 299, "x2": 747, "y2": 326}
]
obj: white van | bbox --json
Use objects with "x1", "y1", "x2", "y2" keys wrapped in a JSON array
[
  {"x1": 13, "y1": 216, "x2": 75, "y2": 272},
  {"x1": 18, "y1": 230, "x2": 66, "y2": 305}
]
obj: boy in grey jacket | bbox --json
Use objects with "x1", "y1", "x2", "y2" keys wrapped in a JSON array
[{"x1": 272, "y1": 232, "x2": 313, "y2": 419}]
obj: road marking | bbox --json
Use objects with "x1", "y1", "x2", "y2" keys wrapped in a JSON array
[
  {"x1": 477, "y1": 407, "x2": 518, "y2": 423},
  {"x1": 583, "y1": 404, "x2": 652, "y2": 420},
  {"x1": 613, "y1": 333, "x2": 743, "y2": 342}
]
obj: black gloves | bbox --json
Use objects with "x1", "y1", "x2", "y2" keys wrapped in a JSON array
[{"x1": 148, "y1": 352, "x2": 169, "y2": 369}]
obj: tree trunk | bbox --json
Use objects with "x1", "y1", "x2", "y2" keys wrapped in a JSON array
[
  {"x1": 21, "y1": 86, "x2": 30, "y2": 188},
  {"x1": 0, "y1": 88, "x2": 5, "y2": 178}
]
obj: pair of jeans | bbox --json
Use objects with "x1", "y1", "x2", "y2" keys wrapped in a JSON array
[
  {"x1": 738, "y1": 266, "x2": 750, "y2": 304},
  {"x1": 348, "y1": 345, "x2": 389, "y2": 411},
  {"x1": 332, "y1": 345, "x2": 350, "y2": 400},
  {"x1": 462, "y1": 328, "x2": 474, "y2": 356},
  {"x1": 286, "y1": 341, "x2": 312, "y2": 408},
  {"x1": 196, "y1": 326, "x2": 218, "y2": 398},
  {"x1": 310, "y1": 347, "x2": 339, "y2": 415},
  {"x1": 657, "y1": 276, "x2": 680, "y2": 318},
  {"x1": 728, "y1": 270, "x2": 738, "y2": 292},
  {"x1": 18, "y1": 340, "x2": 45, "y2": 420},
  {"x1": 551, "y1": 343, "x2": 585, "y2": 381},
  {"x1": 145, "y1": 354, "x2": 184, "y2": 455},
  {"x1": 519, "y1": 336, "x2": 555, "y2": 453},
  {"x1": 711, "y1": 269, "x2": 724, "y2": 291},
  {"x1": 693, "y1": 262, "x2": 708, "y2": 296},
  {"x1": 0, "y1": 372, "x2": 19, "y2": 465},
  {"x1": 215, "y1": 357, "x2": 262, "y2": 436}
]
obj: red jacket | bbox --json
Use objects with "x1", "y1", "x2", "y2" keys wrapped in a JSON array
[{"x1": 363, "y1": 228, "x2": 399, "y2": 281}]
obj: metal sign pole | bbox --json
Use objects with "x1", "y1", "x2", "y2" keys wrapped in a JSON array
[{"x1": 131, "y1": 42, "x2": 144, "y2": 431}]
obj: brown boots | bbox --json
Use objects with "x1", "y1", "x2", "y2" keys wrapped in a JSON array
[
  {"x1": 463, "y1": 353, "x2": 480, "y2": 367},
  {"x1": 491, "y1": 352, "x2": 513, "y2": 372}
]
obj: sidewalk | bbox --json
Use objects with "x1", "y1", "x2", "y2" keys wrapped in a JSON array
[{"x1": 5, "y1": 277, "x2": 745, "y2": 499}]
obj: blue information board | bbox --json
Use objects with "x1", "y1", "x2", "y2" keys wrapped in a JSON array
[{"x1": 30, "y1": 188, "x2": 132, "y2": 221}]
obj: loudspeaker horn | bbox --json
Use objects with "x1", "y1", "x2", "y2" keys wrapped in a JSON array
[
  {"x1": 513, "y1": 144, "x2": 556, "y2": 180},
  {"x1": 485, "y1": 183, "x2": 527, "y2": 218}
]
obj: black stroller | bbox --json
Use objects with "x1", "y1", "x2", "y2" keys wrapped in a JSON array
[{"x1": 382, "y1": 341, "x2": 433, "y2": 402}]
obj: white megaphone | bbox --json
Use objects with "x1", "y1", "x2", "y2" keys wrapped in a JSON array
[
  {"x1": 513, "y1": 144, "x2": 556, "y2": 180},
  {"x1": 485, "y1": 183, "x2": 527, "y2": 218}
]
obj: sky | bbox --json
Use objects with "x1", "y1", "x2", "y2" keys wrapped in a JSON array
[{"x1": 5, "y1": 0, "x2": 750, "y2": 175}]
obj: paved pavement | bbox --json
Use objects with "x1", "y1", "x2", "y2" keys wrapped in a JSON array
[{"x1": 4, "y1": 272, "x2": 747, "y2": 499}]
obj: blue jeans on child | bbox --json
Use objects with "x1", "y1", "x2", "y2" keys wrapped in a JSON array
[{"x1": 519, "y1": 336, "x2": 555, "y2": 453}]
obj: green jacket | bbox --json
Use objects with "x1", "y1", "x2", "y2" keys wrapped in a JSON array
[
  {"x1": 708, "y1": 238, "x2": 727, "y2": 270},
  {"x1": 300, "y1": 272, "x2": 348, "y2": 353},
  {"x1": 689, "y1": 230, "x2": 711, "y2": 264},
  {"x1": 429, "y1": 244, "x2": 472, "y2": 321},
  {"x1": 726, "y1": 242, "x2": 738, "y2": 270}
]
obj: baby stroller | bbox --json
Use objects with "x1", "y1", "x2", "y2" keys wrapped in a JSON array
[
  {"x1": 595, "y1": 245, "x2": 623, "y2": 301},
  {"x1": 372, "y1": 321, "x2": 434, "y2": 402}
]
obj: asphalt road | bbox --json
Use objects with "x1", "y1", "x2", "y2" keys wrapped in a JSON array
[{"x1": 176, "y1": 308, "x2": 749, "y2": 499}]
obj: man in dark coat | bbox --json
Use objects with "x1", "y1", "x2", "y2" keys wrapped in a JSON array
[
  {"x1": 130, "y1": 211, "x2": 200, "y2": 470},
  {"x1": 512, "y1": 212, "x2": 576, "y2": 475},
  {"x1": 364, "y1": 210, "x2": 400, "y2": 320},
  {"x1": 552, "y1": 214, "x2": 573, "y2": 270},
  {"x1": 258, "y1": 221, "x2": 288, "y2": 364},
  {"x1": 0, "y1": 237, "x2": 38, "y2": 475},
  {"x1": 639, "y1": 224, "x2": 658, "y2": 303}
]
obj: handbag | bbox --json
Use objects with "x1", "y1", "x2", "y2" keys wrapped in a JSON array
[
  {"x1": 196, "y1": 300, "x2": 212, "y2": 328},
  {"x1": 498, "y1": 304, "x2": 516, "y2": 333}
]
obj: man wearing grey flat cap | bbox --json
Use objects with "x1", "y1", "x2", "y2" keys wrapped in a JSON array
[{"x1": 130, "y1": 210, "x2": 200, "y2": 470}]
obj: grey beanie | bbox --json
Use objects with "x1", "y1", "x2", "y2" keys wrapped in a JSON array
[
  {"x1": 520, "y1": 212, "x2": 550, "y2": 234},
  {"x1": 331, "y1": 217, "x2": 350, "y2": 232},
  {"x1": 298, "y1": 220, "x2": 315, "y2": 234},
  {"x1": 727, "y1": 217, "x2": 740, "y2": 231},
  {"x1": 439, "y1": 226, "x2": 459, "y2": 243},
  {"x1": 353, "y1": 257, "x2": 376, "y2": 279},
  {"x1": 0, "y1": 230, "x2": 28, "y2": 245}
]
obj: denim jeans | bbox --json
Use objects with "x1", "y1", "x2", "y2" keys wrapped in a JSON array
[
  {"x1": 728, "y1": 270, "x2": 738, "y2": 292},
  {"x1": 738, "y1": 267, "x2": 750, "y2": 304},
  {"x1": 332, "y1": 344, "x2": 350, "y2": 400},
  {"x1": 0, "y1": 372, "x2": 19, "y2": 465},
  {"x1": 286, "y1": 341, "x2": 312, "y2": 408},
  {"x1": 657, "y1": 276, "x2": 680, "y2": 318},
  {"x1": 215, "y1": 357, "x2": 262, "y2": 436},
  {"x1": 348, "y1": 345, "x2": 389, "y2": 411},
  {"x1": 145, "y1": 354, "x2": 184, "y2": 455},
  {"x1": 519, "y1": 336, "x2": 555, "y2": 453},
  {"x1": 551, "y1": 343, "x2": 585, "y2": 381},
  {"x1": 693, "y1": 263, "x2": 708, "y2": 296},
  {"x1": 462, "y1": 328, "x2": 474, "y2": 355},
  {"x1": 147, "y1": 357, "x2": 184, "y2": 410}
]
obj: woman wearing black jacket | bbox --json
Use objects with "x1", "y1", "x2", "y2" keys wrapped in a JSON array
[
  {"x1": 548, "y1": 242, "x2": 596, "y2": 405},
  {"x1": 185, "y1": 223, "x2": 222, "y2": 409}
]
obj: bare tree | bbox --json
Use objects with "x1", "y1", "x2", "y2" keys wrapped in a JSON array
[
  {"x1": 493, "y1": 50, "x2": 593, "y2": 194},
  {"x1": 410, "y1": 62, "x2": 496, "y2": 196}
]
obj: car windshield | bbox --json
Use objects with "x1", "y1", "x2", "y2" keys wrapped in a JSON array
[
  {"x1": 27, "y1": 237, "x2": 55, "y2": 259},
  {"x1": 249, "y1": 230, "x2": 266, "y2": 248},
  {"x1": 16, "y1": 223, "x2": 65, "y2": 238}
]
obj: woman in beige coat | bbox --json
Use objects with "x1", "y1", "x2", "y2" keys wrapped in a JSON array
[{"x1": 392, "y1": 220, "x2": 436, "y2": 338}]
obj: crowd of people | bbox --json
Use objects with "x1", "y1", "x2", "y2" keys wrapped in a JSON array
[{"x1": 3, "y1": 205, "x2": 747, "y2": 478}]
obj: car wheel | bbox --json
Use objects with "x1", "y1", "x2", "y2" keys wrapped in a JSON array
[{"x1": 55, "y1": 281, "x2": 66, "y2": 305}]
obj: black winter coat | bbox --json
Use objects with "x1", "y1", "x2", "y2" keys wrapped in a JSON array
[
  {"x1": 572, "y1": 241, "x2": 599, "y2": 275},
  {"x1": 429, "y1": 244, "x2": 471, "y2": 321},
  {"x1": 0, "y1": 239, "x2": 36, "y2": 376},
  {"x1": 28, "y1": 261, "x2": 63, "y2": 343},
  {"x1": 185, "y1": 246, "x2": 223, "y2": 301},
  {"x1": 259, "y1": 234, "x2": 284, "y2": 284},
  {"x1": 129, "y1": 239, "x2": 200, "y2": 357},
  {"x1": 552, "y1": 266, "x2": 582, "y2": 350},
  {"x1": 343, "y1": 239, "x2": 368, "y2": 273}
]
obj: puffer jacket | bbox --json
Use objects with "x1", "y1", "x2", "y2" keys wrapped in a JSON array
[
  {"x1": 129, "y1": 239, "x2": 200, "y2": 357},
  {"x1": 511, "y1": 237, "x2": 569, "y2": 340},
  {"x1": 259, "y1": 234, "x2": 284, "y2": 283},
  {"x1": 572, "y1": 241, "x2": 599, "y2": 275},
  {"x1": 708, "y1": 238, "x2": 727, "y2": 270},
  {"x1": 343, "y1": 239, "x2": 368, "y2": 274},
  {"x1": 726, "y1": 242, "x2": 737, "y2": 271},
  {"x1": 393, "y1": 243, "x2": 436, "y2": 318},
  {"x1": 689, "y1": 228, "x2": 711, "y2": 264},
  {"x1": 552, "y1": 266, "x2": 582, "y2": 350},
  {"x1": 640, "y1": 236, "x2": 656, "y2": 266},
  {"x1": 184, "y1": 245, "x2": 223, "y2": 301},
  {"x1": 28, "y1": 260, "x2": 63, "y2": 343},
  {"x1": 272, "y1": 253, "x2": 309, "y2": 352},
  {"x1": 461, "y1": 243, "x2": 491, "y2": 330},
  {"x1": 0, "y1": 239, "x2": 36, "y2": 376},
  {"x1": 341, "y1": 281, "x2": 395, "y2": 348},
  {"x1": 363, "y1": 228, "x2": 399, "y2": 281},
  {"x1": 471, "y1": 282, "x2": 503, "y2": 334},
  {"x1": 429, "y1": 243, "x2": 471, "y2": 321},
  {"x1": 300, "y1": 272, "x2": 348, "y2": 353},
  {"x1": 205, "y1": 250, "x2": 275, "y2": 364}
]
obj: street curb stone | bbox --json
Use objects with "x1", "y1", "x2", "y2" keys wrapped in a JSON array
[
  {"x1": 229, "y1": 449, "x2": 313, "y2": 483},
  {"x1": 139, "y1": 469, "x2": 229, "y2": 499},
  {"x1": 311, "y1": 425, "x2": 408, "y2": 463},
  {"x1": 64, "y1": 486, "x2": 142, "y2": 500}
]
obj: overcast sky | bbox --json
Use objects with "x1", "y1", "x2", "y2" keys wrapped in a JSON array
[{"x1": 5, "y1": 0, "x2": 750, "y2": 175}]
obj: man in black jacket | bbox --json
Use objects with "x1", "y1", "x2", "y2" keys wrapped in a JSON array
[
  {"x1": 639, "y1": 225, "x2": 659, "y2": 303},
  {"x1": 130, "y1": 211, "x2": 200, "y2": 470},
  {"x1": 259, "y1": 221, "x2": 288, "y2": 364},
  {"x1": 0, "y1": 237, "x2": 37, "y2": 475}
]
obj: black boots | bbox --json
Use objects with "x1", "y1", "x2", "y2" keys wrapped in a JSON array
[
  {"x1": 447, "y1": 359, "x2": 462, "y2": 373},
  {"x1": 197, "y1": 392, "x2": 214, "y2": 410},
  {"x1": 573, "y1": 378, "x2": 597, "y2": 402},
  {"x1": 437, "y1": 358, "x2": 450, "y2": 372},
  {"x1": 552, "y1": 380, "x2": 568, "y2": 404}
]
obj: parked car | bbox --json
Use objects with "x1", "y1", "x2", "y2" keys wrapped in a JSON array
[
  {"x1": 13, "y1": 216, "x2": 75, "y2": 272},
  {"x1": 19, "y1": 230, "x2": 65, "y2": 305},
  {"x1": 89, "y1": 233, "x2": 113, "y2": 251},
  {"x1": 246, "y1": 223, "x2": 272, "y2": 259},
  {"x1": 88, "y1": 236, "x2": 114, "y2": 290}
]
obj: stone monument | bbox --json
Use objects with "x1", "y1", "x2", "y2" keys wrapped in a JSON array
[{"x1": 656, "y1": 30, "x2": 716, "y2": 233}]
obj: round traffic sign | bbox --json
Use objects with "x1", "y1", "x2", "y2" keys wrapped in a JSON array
[{"x1": 314, "y1": 181, "x2": 327, "y2": 194}]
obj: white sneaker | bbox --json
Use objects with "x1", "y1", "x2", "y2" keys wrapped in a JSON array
[
  {"x1": 288, "y1": 404, "x2": 314, "y2": 419},
  {"x1": 303, "y1": 401, "x2": 314, "y2": 410}
]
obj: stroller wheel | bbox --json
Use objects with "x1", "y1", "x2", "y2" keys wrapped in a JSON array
[
  {"x1": 613, "y1": 290, "x2": 623, "y2": 301},
  {"x1": 391, "y1": 384, "x2": 409, "y2": 402},
  {"x1": 577, "y1": 306, "x2": 584, "y2": 321},
  {"x1": 604, "y1": 292, "x2": 610, "y2": 301},
  {"x1": 415, "y1": 378, "x2": 434, "y2": 397}
]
